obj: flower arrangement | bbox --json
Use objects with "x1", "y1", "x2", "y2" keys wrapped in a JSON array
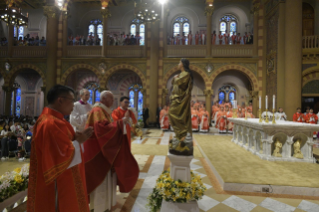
[
  {"x1": 147, "y1": 169, "x2": 207, "y2": 212},
  {"x1": 0, "y1": 164, "x2": 29, "y2": 202}
]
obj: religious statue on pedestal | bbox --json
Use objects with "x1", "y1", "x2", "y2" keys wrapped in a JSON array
[
  {"x1": 168, "y1": 58, "x2": 194, "y2": 156},
  {"x1": 272, "y1": 139, "x2": 282, "y2": 157},
  {"x1": 293, "y1": 140, "x2": 304, "y2": 159}
]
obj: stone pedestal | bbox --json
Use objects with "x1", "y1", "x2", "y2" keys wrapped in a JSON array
[{"x1": 160, "y1": 153, "x2": 199, "y2": 212}]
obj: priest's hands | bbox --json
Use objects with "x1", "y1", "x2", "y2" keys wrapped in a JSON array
[
  {"x1": 75, "y1": 127, "x2": 94, "y2": 144},
  {"x1": 123, "y1": 110, "x2": 130, "y2": 125}
]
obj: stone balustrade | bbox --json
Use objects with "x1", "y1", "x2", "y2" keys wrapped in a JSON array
[
  {"x1": 228, "y1": 118, "x2": 318, "y2": 163},
  {"x1": 67, "y1": 46, "x2": 102, "y2": 57},
  {"x1": 12, "y1": 46, "x2": 47, "y2": 58},
  {"x1": 106, "y1": 46, "x2": 145, "y2": 58},
  {"x1": 303, "y1": 35, "x2": 319, "y2": 49},
  {"x1": 0, "y1": 47, "x2": 8, "y2": 57},
  {"x1": 166, "y1": 45, "x2": 206, "y2": 58}
]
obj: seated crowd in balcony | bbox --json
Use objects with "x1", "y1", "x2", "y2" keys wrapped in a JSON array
[
  {"x1": 68, "y1": 33, "x2": 101, "y2": 46},
  {"x1": 107, "y1": 32, "x2": 143, "y2": 46},
  {"x1": 168, "y1": 30, "x2": 253, "y2": 45},
  {"x1": 1, "y1": 35, "x2": 46, "y2": 46},
  {"x1": 1, "y1": 37, "x2": 8, "y2": 46}
]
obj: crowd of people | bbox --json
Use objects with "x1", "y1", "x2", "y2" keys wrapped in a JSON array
[
  {"x1": 0, "y1": 115, "x2": 35, "y2": 160},
  {"x1": 168, "y1": 30, "x2": 254, "y2": 45},
  {"x1": 68, "y1": 33, "x2": 101, "y2": 46},
  {"x1": 0, "y1": 35, "x2": 46, "y2": 46}
]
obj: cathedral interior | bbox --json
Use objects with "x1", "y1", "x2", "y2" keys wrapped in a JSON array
[{"x1": 1, "y1": 0, "x2": 319, "y2": 212}]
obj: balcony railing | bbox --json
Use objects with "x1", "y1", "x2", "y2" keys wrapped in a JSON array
[
  {"x1": 0, "y1": 47, "x2": 8, "y2": 57},
  {"x1": 67, "y1": 46, "x2": 102, "y2": 57},
  {"x1": 303, "y1": 36, "x2": 319, "y2": 49},
  {"x1": 106, "y1": 46, "x2": 145, "y2": 58},
  {"x1": 166, "y1": 45, "x2": 254, "y2": 58},
  {"x1": 12, "y1": 46, "x2": 47, "y2": 58},
  {"x1": 166, "y1": 45, "x2": 206, "y2": 58}
]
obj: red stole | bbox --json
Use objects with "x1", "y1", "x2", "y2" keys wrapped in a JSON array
[{"x1": 83, "y1": 106, "x2": 139, "y2": 194}]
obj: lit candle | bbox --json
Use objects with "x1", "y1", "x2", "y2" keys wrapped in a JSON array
[
  {"x1": 265, "y1": 95, "x2": 268, "y2": 110},
  {"x1": 273, "y1": 95, "x2": 275, "y2": 110},
  {"x1": 259, "y1": 96, "x2": 261, "y2": 109}
]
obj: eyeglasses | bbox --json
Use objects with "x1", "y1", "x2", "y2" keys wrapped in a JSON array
[
  {"x1": 124, "y1": 101, "x2": 130, "y2": 104},
  {"x1": 60, "y1": 96, "x2": 76, "y2": 102}
]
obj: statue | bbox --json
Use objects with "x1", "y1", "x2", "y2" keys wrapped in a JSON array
[
  {"x1": 168, "y1": 58, "x2": 194, "y2": 156},
  {"x1": 272, "y1": 139, "x2": 282, "y2": 157},
  {"x1": 293, "y1": 140, "x2": 304, "y2": 159}
]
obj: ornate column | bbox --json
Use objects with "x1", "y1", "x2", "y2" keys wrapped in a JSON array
[
  {"x1": 2, "y1": 86, "x2": 13, "y2": 116},
  {"x1": 204, "y1": 89, "x2": 213, "y2": 121},
  {"x1": 252, "y1": 0, "x2": 260, "y2": 56},
  {"x1": 141, "y1": 88, "x2": 146, "y2": 108},
  {"x1": 284, "y1": 0, "x2": 302, "y2": 119},
  {"x1": 44, "y1": 6, "x2": 60, "y2": 106},
  {"x1": 62, "y1": 11, "x2": 68, "y2": 57},
  {"x1": 162, "y1": 88, "x2": 168, "y2": 107},
  {"x1": 8, "y1": 25, "x2": 14, "y2": 57},
  {"x1": 205, "y1": 5, "x2": 214, "y2": 58},
  {"x1": 101, "y1": 8, "x2": 111, "y2": 57},
  {"x1": 251, "y1": 91, "x2": 258, "y2": 117}
]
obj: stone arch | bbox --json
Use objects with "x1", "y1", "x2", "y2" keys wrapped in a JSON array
[
  {"x1": 302, "y1": 67, "x2": 319, "y2": 86},
  {"x1": 4, "y1": 64, "x2": 46, "y2": 88},
  {"x1": 163, "y1": 64, "x2": 210, "y2": 89},
  {"x1": 61, "y1": 64, "x2": 103, "y2": 85},
  {"x1": 210, "y1": 64, "x2": 259, "y2": 91},
  {"x1": 103, "y1": 64, "x2": 146, "y2": 88}
]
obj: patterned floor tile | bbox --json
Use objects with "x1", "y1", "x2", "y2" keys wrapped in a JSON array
[
  {"x1": 239, "y1": 196, "x2": 267, "y2": 205},
  {"x1": 260, "y1": 198, "x2": 296, "y2": 212},
  {"x1": 193, "y1": 170, "x2": 207, "y2": 178},
  {"x1": 203, "y1": 183, "x2": 213, "y2": 190},
  {"x1": 190, "y1": 163, "x2": 203, "y2": 170},
  {"x1": 205, "y1": 193, "x2": 232, "y2": 203},
  {"x1": 294, "y1": 208, "x2": 307, "y2": 212},
  {"x1": 198, "y1": 195, "x2": 220, "y2": 211},
  {"x1": 222, "y1": 195, "x2": 257, "y2": 212},
  {"x1": 250, "y1": 205, "x2": 273, "y2": 212},
  {"x1": 133, "y1": 155, "x2": 150, "y2": 171},
  {"x1": 209, "y1": 203, "x2": 240, "y2": 212},
  {"x1": 297, "y1": 200, "x2": 319, "y2": 212},
  {"x1": 274, "y1": 198, "x2": 303, "y2": 208}
]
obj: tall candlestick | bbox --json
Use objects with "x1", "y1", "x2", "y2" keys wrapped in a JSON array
[
  {"x1": 265, "y1": 95, "x2": 268, "y2": 110},
  {"x1": 259, "y1": 96, "x2": 261, "y2": 109},
  {"x1": 273, "y1": 95, "x2": 275, "y2": 110}
]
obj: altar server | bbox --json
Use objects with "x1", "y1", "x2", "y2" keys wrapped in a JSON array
[
  {"x1": 199, "y1": 108, "x2": 209, "y2": 132},
  {"x1": 274, "y1": 107, "x2": 287, "y2": 121},
  {"x1": 293, "y1": 107, "x2": 306, "y2": 123},
  {"x1": 27, "y1": 85, "x2": 93, "y2": 212},
  {"x1": 191, "y1": 106, "x2": 199, "y2": 131},
  {"x1": 215, "y1": 106, "x2": 227, "y2": 133},
  {"x1": 160, "y1": 106, "x2": 170, "y2": 131},
  {"x1": 225, "y1": 105, "x2": 233, "y2": 133},
  {"x1": 306, "y1": 108, "x2": 318, "y2": 138}
]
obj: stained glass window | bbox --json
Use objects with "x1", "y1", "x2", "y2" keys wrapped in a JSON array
[
  {"x1": 16, "y1": 88, "x2": 21, "y2": 117},
  {"x1": 95, "y1": 90, "x2": 100, "y2": 102},
  {"x1": 88, "y1": 24, "x2": 94, "y2": 36},
  {"x1": 129, "y1": 90, "x2": 135, "y2": 108},
  {"x1": 229, "y1": 92, "x2": 235, "y2": 106},
  {"x1": 137, "y1": 91, "x2": 143, "y2": 120},
  {"x1": 11, "y1": 91, "x2": 14, "y2": 115},
  {"x1": 219, "y1": 92, "x2": 225, "y2": 104},
  {"x1": 130, "y1": 24, "x2": 136, "y2": 36},
  {"x1": 140, "y1": 24, "x2": 145, "y2": 46},
  {"x1": 88, "y1": 89, "x2": 93, "y2": 105},
  {"x1": 173, "y1": 23, "x2": 180, "y2": 37},
  {"x1": 14, "y1": 27, "x2": 17, "y2": 38},
  {"x1": 183, "y1": 23, "x2": 190, "y2": 45},
  {"x1": 220, "y1": 22, "x2": 226, "y2": 35},
  {"x1": 230, "y1": 22, "x2": 236, "y2": 36},
  {"x1": 97, "y1": 24, "x2": 103, "y2": 45},
  {"x1": 18, "y1": 26, "x2": 24, "y2": 39}
]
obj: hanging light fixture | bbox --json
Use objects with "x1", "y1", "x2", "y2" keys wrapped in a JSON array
[
  {"x1": 134, "y1": 0, "x2": 160, "y2": 22},
  {"x1": 0, "y1": 1, "x2": 28, "y2": 26}
]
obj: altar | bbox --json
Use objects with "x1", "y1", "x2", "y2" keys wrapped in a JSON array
[{"x1": 228, "y1": 118, "x2": 319, "y2": 163}]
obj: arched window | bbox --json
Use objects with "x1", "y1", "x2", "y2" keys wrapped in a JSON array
[
  {"x1": 18, "y1": 26, "x2": 24, "y2": 39},
  {"x1": 10, "y1": 83, "x2": 21, "y2": 116},
  {"x1": 14, "y1": 27, "x2": 17, "y2": 38},
  {"x1": 218, "y1": 85, "x2": 236, "y2": 106},
  {"x1": 129, "y1": 90, "x2": 135, "y2": 108},
  {"x1": 88, "y1": 19, "x2": 103, "y2": 45},
  {"x1": 219, "y1": 15, "x2": 238, "y2": 36},
  {"x1": 218, "y1": 92, "x2": 225, "y2": 105},
  {"x1": 173, "y1": 17, "x2": 190, "y2": 44},
  {"x1": 130, "y1": 19, "x2": 145, "y2": 46},
  {"x1": 128, "y1": 84, "x2": 143, "y2": 120},
  {"x1": 85, "y1": 82, "x2": 100, "y2": 104}
]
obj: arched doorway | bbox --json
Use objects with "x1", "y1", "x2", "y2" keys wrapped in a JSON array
[
  {"x1": 10, "y1": 69, "x2": 44, "y2": 117},
  {"x1": 65, "y1": 69, "x2": 100, "y2": 104},
  {"x1": 166, "y1": 71, "x2": 206, "y2": 105},
  {"x1": 302, "y1": 3, "x2": 314, "y2": 36},
  {"x1": 107, "y1": 70, "x2": 144, "y2": 120},
  {"x1": 212, "y1": 70, "x2": 252, "y2": 108}
]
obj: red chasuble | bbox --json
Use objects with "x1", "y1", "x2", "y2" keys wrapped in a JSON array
[
  {"x1": 27, "y1": 107, "x2": 89, "y2": 212},
  {"x1": 84, "y1": 104, "x2": 139, "y2": 194},
  {"x1": 112, "y1": 107, "x2": 137, "y2": 147}
]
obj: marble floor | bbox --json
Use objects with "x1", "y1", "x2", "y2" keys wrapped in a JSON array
[{"x1": 2, "y1": 129, "x2": 319, "y2": 212}]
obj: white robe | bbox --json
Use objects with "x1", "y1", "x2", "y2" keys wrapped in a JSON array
[
  {"x1": 70, "y1": 101, "x2": 93, "y2": 132},
  {"x1": 261, "y1": 111, "x2": 273, "y2": 120},
  {"x1": 274, "y1": 112, "x2": 287, "y2": 121}
]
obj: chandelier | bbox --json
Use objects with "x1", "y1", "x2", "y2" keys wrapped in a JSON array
[
  {"x1": 0, "y1": 1, "x2": 28, "y2": 26},
  {"x1": 134, "y1": 0, "x2": 160, "y2": 22}
]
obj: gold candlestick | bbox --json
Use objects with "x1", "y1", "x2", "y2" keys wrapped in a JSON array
[
  {"x1": 232, "y1": 108, "x2": 237, "y2": 118},
  {"x1": 272, "y1": 109, "x2": 276, "y2": 124},
  {"x1": 265, "y1": 109, "x2": 269, "y2": 123},
  {"x1": 259, "y1": 109, "x2": 262, "y2": 123},
  {"x1": 245, "y1": 111, "x2": 247, "y2": 120}
]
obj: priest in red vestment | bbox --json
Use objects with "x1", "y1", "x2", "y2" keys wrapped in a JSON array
[
  {"x1": 293, "y1": 107, "x2": 306, "y2": 123},
  {"x1": 215, "y1": 106, "x2": 226, "y2": 133},
  {"x1": 306, "y1": 109, "x2": 318, "y2": 137},
  {"x1": 160, "y1": 106, "x2": 170, "y2": 130},
  {"x1": 84, "y1": 91, "x2": 139, "y2": 212},
  {"x1": 112, "y1": 96, "x2": 137, "y2": 148},
  {"x1": 225, "y1": 105, "x2": 233, "y2": 133},
  {"x1": 199, "y1": 108, "x2": 209, "y2": 132},
  {"x1": 191, "y1": 106, "x2": 199, "y2": 131},
  {"x1": 27, "y1": 85, "x2": 93, "y2": 212}
]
